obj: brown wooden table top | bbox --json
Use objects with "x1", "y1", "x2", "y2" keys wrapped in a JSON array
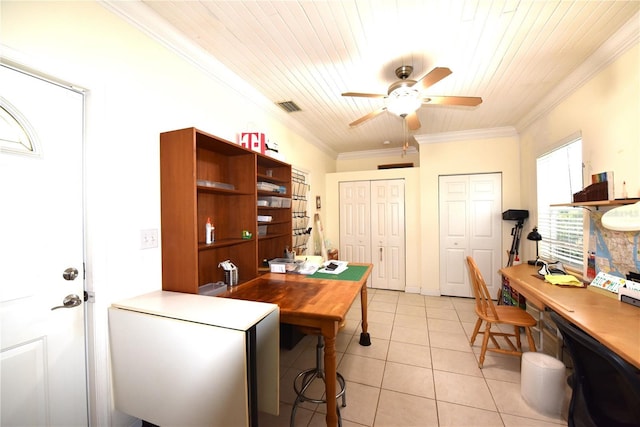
[
  {"x1": 223, "y1": 263, "x2": 372, "y2": 324},
  {"x1": 501, "y1": 264, "x2": 640, "y2": 369}
]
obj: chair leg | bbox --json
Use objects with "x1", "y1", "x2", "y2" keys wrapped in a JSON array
[
  {"x1": 514, "y1": 325, "x2": 522, "y2": 351},
  {"x1": 479, "y1": 323, "x2": 491, "y2": 368},
  {"x1": 470, "y1": 318, "x2": 482, "y2": 345},
  {"x1": 524, "y1": 326, "x2": 537, "y2": 352},
  {"x1": 489, "y1": 334, "x2": 501, "y2": 349}
]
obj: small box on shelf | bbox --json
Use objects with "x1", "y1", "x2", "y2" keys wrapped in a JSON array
[
  {"x1": 259, "y1": 196, "x2": 291, "y2": 208},
  {"x1": 257, "y1": 181, "x2": 281, "y2": 192}
]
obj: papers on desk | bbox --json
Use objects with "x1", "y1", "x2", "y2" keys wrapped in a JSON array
[
  {"x1": 281, "y1": 257, "x2": 349, "y2": 275},
  {"x1": 318, "y1": 260, "x2": 349, "y2": 275},
  {"x1": 297, "y1": 262, "x2": 320, "y2": 275},
  {"x1": 589, "y1": 271, "x2": 629, "y2": 294},
  {"x1": 292, "y1": 256, "x2": 322, "y2": 275}
]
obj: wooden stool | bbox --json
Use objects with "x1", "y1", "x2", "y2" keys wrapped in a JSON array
[{"x1": 290, "y1": 326, "x2": 347, "y2": 427}]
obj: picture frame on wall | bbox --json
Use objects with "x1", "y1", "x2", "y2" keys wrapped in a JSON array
[{"x1": 316, "y1": 196, "x2": 321, "y2": 209}]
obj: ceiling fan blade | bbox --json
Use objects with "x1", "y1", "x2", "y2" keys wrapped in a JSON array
[
  {"x1": 423, "y1": 96, "x2": 483, "y2": 106},
  {"x1": 416, "y1": 67, "x2": 452, "y2": 90},
  {"x1": 349, "y1": 107, "x2": 387, "y2": 127},
  {"x1": 342, "y1": 92, "x2": 386, "y2": 98},
  {"x1": 405, "y1": 112, "x2": 421, "y2": 130}
]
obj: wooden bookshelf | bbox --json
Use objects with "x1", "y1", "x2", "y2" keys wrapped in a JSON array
[{"x1": 159, "y1": 127, "x2": 292, "y2": 293}]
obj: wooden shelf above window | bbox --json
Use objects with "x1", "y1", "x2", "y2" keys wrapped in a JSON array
[{"x1": 551, "y1": 198, "x2": 640, "y2": 208}]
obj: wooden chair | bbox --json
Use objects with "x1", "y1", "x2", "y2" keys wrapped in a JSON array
[{"x1": 466, "y1": 256, "x2": 537, "y2": 368}]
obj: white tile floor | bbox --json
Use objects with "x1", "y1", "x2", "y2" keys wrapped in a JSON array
[{"x1": 259, "y1": 288, "x2": 570, "y2": 427}]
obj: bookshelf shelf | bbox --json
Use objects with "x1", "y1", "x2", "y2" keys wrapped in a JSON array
[{"x1": 551, "y1": 198, "x2": 640, "y2": 209}]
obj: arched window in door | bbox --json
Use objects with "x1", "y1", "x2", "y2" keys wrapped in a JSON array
[{"x1": 0, "y1": 97, "x2": 41, "y2": 157}]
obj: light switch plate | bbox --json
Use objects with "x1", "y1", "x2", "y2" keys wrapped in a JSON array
[{"x1": 140, "y1": 229, "x2": 158, "y2": 249}]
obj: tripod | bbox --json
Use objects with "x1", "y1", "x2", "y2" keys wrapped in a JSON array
[
  {"x1": 506, "y1": 219, "x2": 525, "y2": 267},
  {"x1": 500, "y1": 215, "x2": 528, "y2": 307}
]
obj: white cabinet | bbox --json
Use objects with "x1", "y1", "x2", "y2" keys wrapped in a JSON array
[{"x1": 109, "y1": 291, "x2": 279, "y2": 427}]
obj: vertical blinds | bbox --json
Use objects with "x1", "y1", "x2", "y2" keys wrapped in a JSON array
[{"x1": 536, "y1": 139, "x2": 584, "y2": 268}]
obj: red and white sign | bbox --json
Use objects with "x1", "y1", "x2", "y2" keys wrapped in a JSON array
[{"x1": 239, "y1": 132, "x2": 266, "y2": 154}]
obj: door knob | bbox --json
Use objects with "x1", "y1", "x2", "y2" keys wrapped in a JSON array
[
  {"x1": 62, "y1": 267, "x2": 78, "y2": 281},
  {"x1": 51, "y1": 294, "x2": 82, "y2": 311}
]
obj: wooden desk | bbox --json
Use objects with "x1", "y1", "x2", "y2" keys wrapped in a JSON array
[
  {"x1": 500, "y1": 264, "x2": 640, "y2": 369},
  {"x1": 223, "y1": 263, "x2": 373, "y2": 427}
]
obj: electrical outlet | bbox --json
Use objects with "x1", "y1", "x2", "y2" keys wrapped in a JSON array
[{"x1": 140, "y1": 228, "x2": 158, "y2": 249}]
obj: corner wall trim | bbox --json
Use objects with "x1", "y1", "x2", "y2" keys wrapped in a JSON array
[{"x1": 414, "y1": 127, "x2": 518, "y2": 145}]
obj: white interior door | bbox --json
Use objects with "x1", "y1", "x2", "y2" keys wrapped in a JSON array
[
  {"x1": 439, "y1": 174, "x2": 502, "y2": 297},
  {"x1": 340, "y1": 180, "x2": 406, "y2": 290},
  {"x1": 0, "y1": 65, "x2": 88, "y2": 426},
  {"x1": 370, "y1": 180, "x2": 405, "y2": 290},
  {"x1": 439, "y1": 177, "x2": 470, "y2": 297},
  {"x1": 339, "y1": 181, "x2": 371, "y2": 264}
]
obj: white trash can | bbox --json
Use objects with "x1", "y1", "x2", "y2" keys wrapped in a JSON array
[{"x1": 520, "y1": 352, "x2": 566, "y2": 415}]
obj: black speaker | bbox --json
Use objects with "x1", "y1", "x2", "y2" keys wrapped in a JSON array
[{"x1": 502, "y1": 209, "x2": 529, "y2": 221}]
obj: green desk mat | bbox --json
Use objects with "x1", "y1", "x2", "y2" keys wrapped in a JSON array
[{"x1": 307, "y1": 264, "x2": 368, "y2": 281}]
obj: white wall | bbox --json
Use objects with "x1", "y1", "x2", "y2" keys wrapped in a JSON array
[
  {"x1": 2, "y1": 2, "x2": 334, "y2": 425},
  {"x1": 519, "y1": 42, "x2": 640, "y2": 272},
  {"x1": 336, "y1": 149, "x2": 420, "y2": 172},
  {"x1": 520, "y1": 43, "x2": 640, "y2": 213}
]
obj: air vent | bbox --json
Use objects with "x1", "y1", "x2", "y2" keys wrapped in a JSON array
[
  {"x1": 378, "y1": 163, "x2": 414, "y2": 170},
  {"x1": 276, "y1": 100, "x2": 302, "y2": 113}
]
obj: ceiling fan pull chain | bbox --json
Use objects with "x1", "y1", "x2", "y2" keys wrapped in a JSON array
[{"x1": 402, "y1": 117, "x2": 408, "y2": 156}]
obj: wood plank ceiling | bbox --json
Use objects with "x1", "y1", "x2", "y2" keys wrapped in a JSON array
[{"x1": 118, "y1": 1, "x2": 639, "y2": 156}]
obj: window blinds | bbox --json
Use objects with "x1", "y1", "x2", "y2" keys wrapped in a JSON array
[{"x1": 536, "y1": 139, "x2": 584, "y2": 268}]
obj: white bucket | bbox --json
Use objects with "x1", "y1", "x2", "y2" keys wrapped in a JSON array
[{"x1": 520, "y1": 352, "x2": 566, "y2": 415}]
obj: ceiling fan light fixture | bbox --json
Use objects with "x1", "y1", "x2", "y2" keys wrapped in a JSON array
[{"x1": 386, "y1": 86, "x2": 421, "y2": 117}]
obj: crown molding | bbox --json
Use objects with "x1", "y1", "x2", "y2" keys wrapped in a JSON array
[
  {"x1": 337, "y1": 145, "x2": 418, "y2": 160},
  {"x1": 99, "y1": 1, "x2": 337, "y2": 159},
  {"x1": 414, "y1": 126, "x2": 518, "y2": 144},
  {"x1": 517, "y1": 11, "x2": 640, "y2": 132}
]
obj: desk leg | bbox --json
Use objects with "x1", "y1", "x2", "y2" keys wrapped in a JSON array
[
  {"x1": 359, "y1": 284, "x2": 371, "y2": 346},
  {"x1": 323, "y1": 323, "x2": 339, "y2": 427}
]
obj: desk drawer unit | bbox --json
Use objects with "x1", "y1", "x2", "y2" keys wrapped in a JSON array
[{"x1": 525, "y1": 302, "x2": 573, "y2": 367}]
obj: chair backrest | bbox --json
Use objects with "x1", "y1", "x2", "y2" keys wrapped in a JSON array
[
  {"x1": 550, "y1": 311, "x2": 640, "y2": 427},
  {"x1": 466, "y1": 256, "x2": 499, "y2": 321}
]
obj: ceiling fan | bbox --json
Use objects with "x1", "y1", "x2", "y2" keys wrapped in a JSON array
[{"x1": 342, "y1": 65, "x2": 482, "y2": 130}]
